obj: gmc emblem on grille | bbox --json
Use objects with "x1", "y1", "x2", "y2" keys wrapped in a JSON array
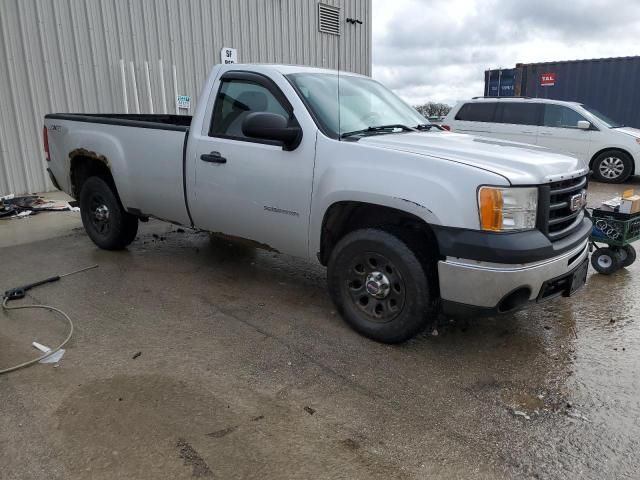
[{"x1": 570, "y1": 191, "x2": 587, "y2": 212}]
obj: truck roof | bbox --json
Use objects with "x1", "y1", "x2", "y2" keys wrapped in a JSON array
[{"x1": 219, "y1": 63, "x2": 368, "y2": 78}]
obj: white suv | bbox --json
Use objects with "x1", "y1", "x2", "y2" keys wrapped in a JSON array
[{"x1": 443, "y1": 98, "x2": 640, "y2": 183}]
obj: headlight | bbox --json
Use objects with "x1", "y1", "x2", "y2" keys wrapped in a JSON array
[{"x1": 478, "y1": 186, "x2": 538, "y2": 231}]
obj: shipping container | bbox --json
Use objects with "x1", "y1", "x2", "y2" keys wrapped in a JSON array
[
  {"x1": 484, "y1": 68, "x2": 519, "y2": 97},
  {"x1": 484, "y1": 56, "x2": 640, "y2": 128}
]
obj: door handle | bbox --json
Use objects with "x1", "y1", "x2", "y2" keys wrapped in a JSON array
[{"x1": 200, "y1": 151, "x2": 227, "y2": 164}]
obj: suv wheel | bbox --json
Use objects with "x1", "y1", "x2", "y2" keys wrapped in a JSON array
[
  {"x1": 327, "y1": 228, "x2": 435, "y2": 343},
  {"x1": 80, "y1": 176, "x2": 138, "y2": 250},
  {"x1": 592, "y1": 151, "x2": 633, "y2": 183}
]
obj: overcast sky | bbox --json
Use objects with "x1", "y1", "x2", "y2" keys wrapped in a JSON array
[{"x1": 372, "y1": 0, "x2": 640, "y2": 107}]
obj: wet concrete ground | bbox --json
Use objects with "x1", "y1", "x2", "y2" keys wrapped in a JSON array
[{"x1": 1, "y1": 181, "x2": 639, "y2": 479}]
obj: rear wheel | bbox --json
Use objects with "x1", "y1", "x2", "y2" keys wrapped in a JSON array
[
  {"x1": 591, "y1": 151, "x2": 633, "y2": 183},
  {"x1": 327, "y1": 228, "x2": 435, "y2": 343},
  {"x1": 591, "y1": 247, "x2": 621, "y2": 274},
  {"x1": 80, "y1": 176, "x2": 138, "y2": 250}
]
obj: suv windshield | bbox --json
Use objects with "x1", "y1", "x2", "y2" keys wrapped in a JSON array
[
  {"x1": 581, "y1": 104, "x2": 624, "y2": 128},
  {"x1": 287, "y1": 73, "x2": 428, "y2": 138}
]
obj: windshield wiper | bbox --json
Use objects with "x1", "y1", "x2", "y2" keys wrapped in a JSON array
[
  {"x1": 415, "y1": 124, "x2": 435, "y2": 131},
  {"x1": 340, "y1": 124, "x2": 416, "y2": 139},
  {"x1": 610, "y1": 125, "x2": 626, "y2": 128}
]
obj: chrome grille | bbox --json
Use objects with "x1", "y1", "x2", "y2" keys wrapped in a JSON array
[{"x1": 543, "y1": 175, "x2": 588, "y2": 241}]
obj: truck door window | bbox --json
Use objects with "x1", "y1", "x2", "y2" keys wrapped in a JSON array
[
  {"x1": 543, "y1": 105, "x2": 588, "y2": 128},
  {"x1": 210, "y1": 80, "x2": 291, "y2": 139}
]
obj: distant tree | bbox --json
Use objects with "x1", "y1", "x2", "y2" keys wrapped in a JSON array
[{"x1": 414, "y1": 102, "x2": 452, "y2": 118}]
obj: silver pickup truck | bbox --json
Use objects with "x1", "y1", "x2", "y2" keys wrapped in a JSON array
[{"x1": 44, "y1": 64, "x2": 591, "y2": 343}]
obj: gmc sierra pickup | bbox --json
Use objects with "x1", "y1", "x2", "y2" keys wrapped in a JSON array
[{"x1": 44, "y1": 64, "x2": 591, "y2": 343}]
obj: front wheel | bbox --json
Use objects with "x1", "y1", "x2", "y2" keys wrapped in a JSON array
[
  {"x1": 80, "y1": 176, "x2": 138, "y2": 250},
  {"x1": 327, "y1": 228, "x2": 435, "y2": 343},
  {"x1": 591, "y1": 151, "x2": 633, "y2": 183}
]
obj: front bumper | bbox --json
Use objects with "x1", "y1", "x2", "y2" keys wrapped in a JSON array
[{"x1": 438, "y1": 239, "x2": 589, "y2": 316}]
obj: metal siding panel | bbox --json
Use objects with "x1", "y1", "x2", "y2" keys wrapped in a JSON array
[
  {"x1": 15, "y1": 0, "x2": 47, "y2": 189},
  {"x1": 0, "y1": 0, "x2": 371, "y2": 194},
  {"x1": 1, "y1": 0, "x2": 36, "y2": 193}
]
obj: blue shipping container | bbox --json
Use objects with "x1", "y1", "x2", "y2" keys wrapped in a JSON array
[
  {"x1": 485, "y1": 68, "x2": 517, "y2": 97},
  {"x1": 485, "y1": 56, "x2": 640, "y2": 128}
]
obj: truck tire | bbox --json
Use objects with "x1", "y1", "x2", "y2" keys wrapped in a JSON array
[
  {"x1": 79, "y1": 176, "x2": 138, "y2": 250},
  {"x1": 591, "y1": 151, "x2": 633, "y2": 183},
  {"x1": 327, "y1": 228, "x2": 434, "y2": 343}
]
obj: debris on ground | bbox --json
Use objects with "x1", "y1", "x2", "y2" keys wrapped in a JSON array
[
  {"x1": 206, "y1": 425, "x2": 238, "y2": 438},
  {"x1": 566, "y1": 410, "x2": 590, "y2": 422},
  {"x1": 513, "y1": 410, "x2": 531, "y2": 420},
  {"x1": 304, "y1": 406, "x2": 316, "y2": 415},
  {"x1": 0, "y1": 194, "x2": 79, "y2": 219},
  {"x1": 32, "y1": 342, "x2": 66, "y2": 364},
  {"x1": 132, "y1": 351, "x2": 142, "y2": 359}
]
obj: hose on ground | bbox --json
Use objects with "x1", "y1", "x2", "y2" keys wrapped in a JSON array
[{"x1": 0, "y1": 296, "x2": 74, "y2": 375}]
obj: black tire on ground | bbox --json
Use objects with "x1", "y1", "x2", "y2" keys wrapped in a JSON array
[
  {"x1": 79, "y1": 176, "x2": 138, "y2": 250},
  {"x1": 591, "y1": 247, "x2": 622, "y2": 274},
  {"x1": 621, "y1": 244, "x2": 637, "y2": 268},
  {"x1": 591, "y1": 151, "x2": 633, "y2": 183},
  {"x1": 327, "y1": 228, "x2": 435, "y2": 344}
]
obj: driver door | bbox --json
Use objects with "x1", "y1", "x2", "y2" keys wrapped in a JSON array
[{"x1": 189, "y1": 72, "x2": 316, "y2": 258}]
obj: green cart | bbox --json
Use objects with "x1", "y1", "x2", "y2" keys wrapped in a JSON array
[{"x1": 590, "y1": 209, "x2": 640, "y2": 274}]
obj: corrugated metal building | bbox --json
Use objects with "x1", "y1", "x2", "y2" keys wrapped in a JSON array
[
  {"x1": 0, "y1": 0, "x2": 372, "y2": 195},
  {"x1": 484, "y1": 56, "x2": 640, "y2": 129}
]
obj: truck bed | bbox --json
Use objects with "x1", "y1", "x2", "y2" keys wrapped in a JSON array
[{"x1": 45, "y1": 113, "x2": 193, "y2": 226}]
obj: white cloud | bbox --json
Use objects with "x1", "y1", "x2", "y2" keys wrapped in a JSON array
[{"x1": 372, "y1": 0, "x2": 640, "y2": 106}]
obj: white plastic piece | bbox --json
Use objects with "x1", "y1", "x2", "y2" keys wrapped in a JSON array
[
  {"x1": 32, "y1": 341, "x2": 50, "y2": 353},
  {"x1": 40, "y1": 349, "x2": 65, "y2": 364},
  {"x1": 120, "y1": 59, "x2": 128, "y2": 113},
  {"x1": 144, "y1": 61, "x2": 154, "y2": 113},
  {"x1": 159, "y1": 59, "x2": 167, "y2": 114},
  {"x1": 31, "y1": 342, "x2": 65, "y2": 364},
  {"x1": 129, "y1": 61, "x2": 140, "y2": 114}
]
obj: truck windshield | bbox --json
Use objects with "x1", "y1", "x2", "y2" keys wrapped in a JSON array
[
  {"x1": 287, "y1": 73, "x2": 429, "y2": 138},
  {"x1": 581, "y1": 105, "x2": 624, "y2": 128}
]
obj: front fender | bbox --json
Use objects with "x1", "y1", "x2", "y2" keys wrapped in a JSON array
[{"x1": 309, "y1": 137, "x2": 509, "y2": 259}]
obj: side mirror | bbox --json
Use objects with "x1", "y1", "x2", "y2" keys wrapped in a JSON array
[
  {"x1": 242, "y1": 112, "x2": 302, "y2": 150},
  {"x1": 577, "y1": 120, "x2": 591, "y2": 130}
]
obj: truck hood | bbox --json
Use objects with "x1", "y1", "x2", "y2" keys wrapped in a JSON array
[{"x1": 359, "y1": 131, "x2": 588, "y2": 185}]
